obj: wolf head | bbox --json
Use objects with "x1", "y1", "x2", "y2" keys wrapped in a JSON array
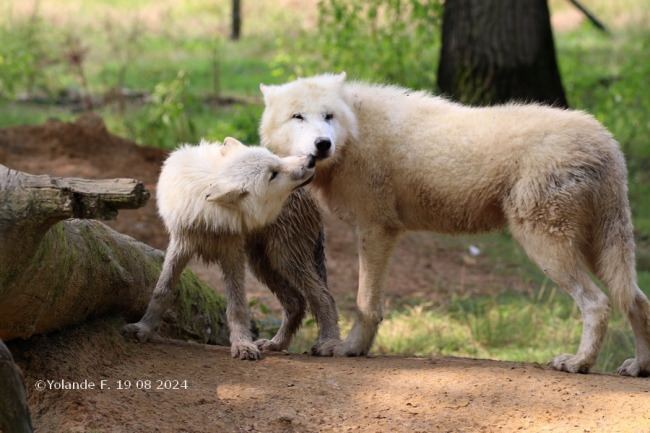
[
  {"x1": 158, "y1": 138, "x2": 315, "y2": 234},
  {"x1": 259, "y1": 72, "x2": 358, "y2": 167}
]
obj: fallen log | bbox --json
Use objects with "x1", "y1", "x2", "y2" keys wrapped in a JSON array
[{"x1": 0, "y1": 164, "x2": 227, "y2": 344}]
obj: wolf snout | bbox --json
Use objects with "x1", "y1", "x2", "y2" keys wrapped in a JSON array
[{"x1": 314, "y1": 137, "x2": 331, "y2": 159}]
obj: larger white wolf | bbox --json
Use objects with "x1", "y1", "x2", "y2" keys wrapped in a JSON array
[{"x1": 260, "y1": 73, "x2": 650, "y2": 376}]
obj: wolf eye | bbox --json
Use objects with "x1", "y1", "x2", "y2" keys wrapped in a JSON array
[
  {"x1": 324, "y1": 113, "x2": 334, "y2": 121},
  {"x1": 292, "y1": 114, "x2": 304, "y2": 121},
  {"x1": 270, "y1": 171, "x2": 278, "y2": 181}
]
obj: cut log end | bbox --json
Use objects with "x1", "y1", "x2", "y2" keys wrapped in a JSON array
[{"x1": 0, "y1": 164, "x2": 150, "y2": 222}]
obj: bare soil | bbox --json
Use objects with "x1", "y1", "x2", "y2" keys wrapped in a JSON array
[{"x1": 2, "y1": 116, "x2": 649, "y2": 432}]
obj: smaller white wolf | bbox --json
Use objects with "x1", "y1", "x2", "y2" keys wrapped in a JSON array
[
  {"x1": 260, "y1": 73, "x2": 650, "y2": 376},
  {"x1": 123, "y1": 138, "x2": 340, "y2": 360}
]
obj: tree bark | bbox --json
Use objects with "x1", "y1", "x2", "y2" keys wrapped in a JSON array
[
  {"x1": 231, "y1": 0, "x2": 241, "y2": 40},
  {"x1": 0, "y1": 339, "x2": 32, "y2": 433},
  {"x1": 438, "y1": 0, "x2": 568, "y2": 108},
  {"x1": 0, "y1": 165, "x2": 227, "y2": 345}
]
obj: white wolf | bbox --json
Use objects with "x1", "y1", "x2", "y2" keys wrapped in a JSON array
[
  {"x1": 259, "y1": 73, "x2": 650, "y2": 376},
  {"x1": 123, "y1": 138, "x2": 340, "y2": 360}
]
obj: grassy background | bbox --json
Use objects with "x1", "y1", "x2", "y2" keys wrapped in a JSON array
[{"x1": 1, "y1": 0, "x2": 649, "y2": 372}]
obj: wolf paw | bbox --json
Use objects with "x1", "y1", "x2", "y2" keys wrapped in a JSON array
[
  {"x1": 231, "y1": 341, "x2": 262, "y2": 360},
  {"x1": 310, "y1": 338, "x2": 342, "y2": 356},
  {"x1": 548, "y1": 353, "x2": 591, "y2": 374},
  {"x1": 254, "y1": 338, "x2": 288, "y2": 352},
  {"x1": 122, "y1": 322, "x2": 158, "y2": 342},
  {"x1": 313, "y1": 338, "x2": 367, "y2": 357},
  {"x1": 618, "y1": 358, "x2": 650, "y2": 377}
]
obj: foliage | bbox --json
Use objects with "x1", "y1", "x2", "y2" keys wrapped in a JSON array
[
  {"x1": 248, "y1": 299, "x2": 282, "y2": 338},
  {"x1": 0, "y1": 5, "x2": 61, "y2": 97},
  {"x1": 123, "y1": 70, "x2": 197, "y2": 149},
  {"x1": 203, "y1": 103, "x2": 263, "y2": 146},
  {"x1": 273, "y1": 0, "x2": 443, "y2": 90}
]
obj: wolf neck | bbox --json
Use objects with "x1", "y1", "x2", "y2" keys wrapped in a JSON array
[{"x1": 312, "y1": 159, "x2": 336, "y2": 191}]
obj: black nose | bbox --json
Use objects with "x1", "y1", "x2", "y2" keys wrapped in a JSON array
[
  {"x1": 315, "y1": 137, "x2": 331, "y2": 154},
  {"x1": 307, "y1": 154, "x2": 316, "y2": 168}
]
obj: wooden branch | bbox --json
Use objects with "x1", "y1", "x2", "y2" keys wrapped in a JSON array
[
  {"x1": 0, "y1": 164, "x2": 149, "y2": 222},
  {"x1": 567, "y1": 0, "x2": 608, "y2": 33},
  {"x1": 0, "y1": 339, "x2": 33, "y2": 433}
]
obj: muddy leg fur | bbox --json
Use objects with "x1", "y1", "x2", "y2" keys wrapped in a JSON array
[
  {"x1": 245, "y1": 189, "x2": 340, "y2": 354},
  {"x1": 281, "y1": 223, "x2": 341, "y2": 354},
  {"x1": 246, "y1": 231, "x2": 339, "y2": 353},
  {"x1": 303, "y1": 272, "x2": 341, "y2": 354},
  {"x1": 220, "y1": 240, "x2": 262, "y2": 360},
  {"x1": 247, "y1": 255, "x2": 307, "y2": 352},
  {"x1": 270, "y1": 263, "x2": 340, "y2": 354},
  {"x1": 308, "y1": 225, "x2": 341, "y2": 351},
  {"x1": 122, "y1": 236, "x2": 191, "y2": 342},
  {"x1": 251, "y1": 266, "x2": 339, "y2": 354}
]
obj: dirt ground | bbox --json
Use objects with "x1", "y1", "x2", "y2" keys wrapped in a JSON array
[
  {"x1": 2, "y1": 116, "x2": 650, "y2": 432},
  {"x1": 12, "y1": 333, "x2": 650, "y2": 433}
]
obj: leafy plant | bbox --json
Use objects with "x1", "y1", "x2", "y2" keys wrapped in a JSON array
[
  {"x1": 204, "y1": 103, "x2": 263, "y2": 145},
  {"x1": 0, "y1": 3, "x2": 61, "y2": 98},
  {"x1": 124, "y1": 70, "x2": 197, "y2": 149},
  {"x1": 248, "y1": 299, "x2": 281, "y2": 338},
  {"x1": 272, "y1": 0, "x2": 443, "y2": 91}
]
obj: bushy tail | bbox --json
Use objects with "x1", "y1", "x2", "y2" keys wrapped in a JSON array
[{"x1": 593, "y1": 155, "x2": 638, "y2": 313}]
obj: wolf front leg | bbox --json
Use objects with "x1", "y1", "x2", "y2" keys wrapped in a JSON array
[
  {"x1": 122, "y1": 236, "x2": 191, "y2": 342},
  {"x1": 321, "y1": 225, "x2": 401, "y2": 357},
  {"x1": 221, "y1": 241, "x2": 262, "y2": 360}
]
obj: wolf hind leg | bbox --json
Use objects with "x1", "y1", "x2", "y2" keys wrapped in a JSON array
[
  {"x1": 618, "y1": 290, "x2": 650, "y2": 376},
  {"x1": 290, "y1": 268, "x2": 340, "y2": 355},
  {"x1": 511, "y1": 226, "x2": 610, "y2": 374},
  {"x1": 253, "y1": 270, "x2": 308, "y2": 352}
]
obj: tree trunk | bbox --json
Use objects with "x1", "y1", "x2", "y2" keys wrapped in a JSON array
[
  {"x1": 0, "y1": 165, "x2": 228, "y2": 345},
  {"x1": 231, "y1": 0, "x2": 241, "y2": 40},
  {"x1": 437, "y1": 0, "x2": 568, "y2": 108},
  {"x1": 0, "y1": 339, "x2": 32, "y2": 433}
]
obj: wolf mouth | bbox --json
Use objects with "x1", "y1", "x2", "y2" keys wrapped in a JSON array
[{"x1": 294, "y1": 173, "x2": 316, "y2": 190}]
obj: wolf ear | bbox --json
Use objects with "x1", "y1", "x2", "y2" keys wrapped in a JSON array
[
  {"x1": 336, "y1": 71, "x2": 347, "y2": 83},
  {"x1": 221, "y1": 137, "x2": 246, "y2": 157},
  {"x1": 260, "y1": 83, "x2": 275, "y2": 104},
  {"x1": 205, "y1": 186, "x2": 249, "y2": 207}
]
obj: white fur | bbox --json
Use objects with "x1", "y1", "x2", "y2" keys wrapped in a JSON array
[
  {"x1": 260, "y1": 74, "x2": 650, "y2": 376},
  {"x1": 158, "y1": 138, "x2": 313, "y2": 234},
  {"x1": 261, "y1": 73, "x2": 358, "y2": 165}
]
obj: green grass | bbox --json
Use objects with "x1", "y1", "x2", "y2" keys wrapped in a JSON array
[
  {"x1": 0, "y1": 101, "x2": 74, "y2": 128},
  {"x1": 288, "y1": 288, "x2": 636, "y2": 373}
]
